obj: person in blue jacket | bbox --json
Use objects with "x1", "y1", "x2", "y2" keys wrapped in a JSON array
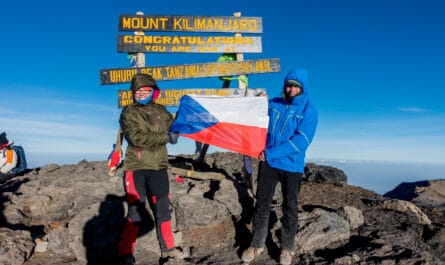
[{"x1": 241, "y1": 68, "x2": 318, "y2": 265}]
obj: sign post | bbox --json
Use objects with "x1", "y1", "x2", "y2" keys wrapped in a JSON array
[
  {"x1": 135, "y1": 11, "x2": 146, "y2": 68},
  {"x1": 101, "y1": 11, "x2": 281, "y2": 164},
  {"x1": 100, "y1": 13, "x2": 280, "y2": 107}
]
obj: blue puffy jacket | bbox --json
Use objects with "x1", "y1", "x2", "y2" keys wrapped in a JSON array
[{"x1": 264, "y1": 69, "x2": 318, "y2": 173}]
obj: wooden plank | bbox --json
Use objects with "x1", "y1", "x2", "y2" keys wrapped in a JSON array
[
  {"x1": 168, "y1": 166, "x2": 225, "y2": 181},
  {"x1": 118, "y1": 15, "x2": 262, "y2": 33},
  {"x1": 118, "y1": 88, "x2": 266, "y2": 108},
  {"x1": 100, "y1": 58, "x2": 280, "y2": 85},
  {"x1": 117, "y1": 35, "x2": 262, "y2": 53}
]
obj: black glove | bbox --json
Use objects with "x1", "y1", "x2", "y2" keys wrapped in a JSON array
[{"x1": 167, "y1": 132, "x2": 179, "y2": 144}]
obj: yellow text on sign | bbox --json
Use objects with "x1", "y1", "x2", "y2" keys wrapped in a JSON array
[
  {"x1": 119, "y1": 15, "x2": 262, "y2": 33},
  {"x1": 101, "y1": 58, "x2": 280, "y2": 85},
  {"x1": 119, "y1": 89, "x2": 241, "y2": 108}
]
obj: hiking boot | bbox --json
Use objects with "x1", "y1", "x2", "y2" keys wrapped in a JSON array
[
  {"x1": 279, "y1": 249, "x2": 294, "y2": 265},
  {"x1": 162, "y1": 247, "x2": 189, "y2": 260},
  {"x1": 241, "y1": 246, "x2": 264, "y2": 263},
  {"x1": 119, "y1": 254, "x2": 135, "y2": 265}
]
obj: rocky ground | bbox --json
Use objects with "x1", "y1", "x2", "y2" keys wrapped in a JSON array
[{"x1": 1, "y1": 151, "x2": 444, "y2": 265}]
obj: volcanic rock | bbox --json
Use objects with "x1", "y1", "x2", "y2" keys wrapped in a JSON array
[{"x1": 0, "y1": 152, "x2": 443, "y2": 265}]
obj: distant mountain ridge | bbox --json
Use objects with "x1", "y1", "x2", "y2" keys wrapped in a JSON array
[{"x1": 385, "y1": 179, "x2": 445, "y2": 209}]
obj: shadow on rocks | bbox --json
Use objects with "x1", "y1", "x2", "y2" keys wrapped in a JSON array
[
  {"x1": 1, "y1": 177, "x2": 29, "y2": 227},
  {"x1": 83, "y1": 194, "x2": 155, "y2": 265},
  {"x1": 222, "y1": 158, "x2": 284, "y2": 262}
]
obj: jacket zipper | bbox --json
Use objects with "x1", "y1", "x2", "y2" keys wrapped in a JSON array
[
  {"x1": 148, "y1": 105, "x2": 160, "y2": 131},
  {"x1": 148, "y1": 105, "x2": 160, "y2": 160}
]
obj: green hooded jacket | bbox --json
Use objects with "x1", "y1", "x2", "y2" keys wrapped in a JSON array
[{"x1": 119, "y1": 73, "x2": 173, "y2": 171}]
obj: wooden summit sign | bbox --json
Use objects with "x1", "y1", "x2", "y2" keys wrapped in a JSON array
[
  {"x1": 100, "y1": 12, "x2": 281, "y2": 110},
  {"x1": 119, "y1": 15, "x2": 262, "y2": 33},
  {"x1": 100, "y1": 58, "x2": 280, "y2": 85},
  {"x1": 117, "y1": 35, "x2": 262, "y2": 53}
]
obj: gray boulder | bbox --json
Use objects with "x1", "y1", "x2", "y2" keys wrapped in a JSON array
[{"x1": 0, "y1": 228, "x2": 33, "y2": 265}]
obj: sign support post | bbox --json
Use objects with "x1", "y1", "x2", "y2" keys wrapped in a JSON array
[
  {"x1": 234, "y1": 12, "x2": 247, "y2": 95},
  {"x1": 135, "y1": 11, "x2": 146, "y2": 68}
]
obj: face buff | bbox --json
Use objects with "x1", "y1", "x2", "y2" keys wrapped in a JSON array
[{"x1": 135, "y1": 89, "x2": 153, "y2": 105}]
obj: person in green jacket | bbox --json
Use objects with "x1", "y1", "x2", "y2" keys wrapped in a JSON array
[{"x1": 118, "y1": 73, "x2": 184, "y2": 265}]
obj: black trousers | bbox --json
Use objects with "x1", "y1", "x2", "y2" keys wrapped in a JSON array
[{"x1": 251, "y1": 162, "x2": 302, "y2": 250}]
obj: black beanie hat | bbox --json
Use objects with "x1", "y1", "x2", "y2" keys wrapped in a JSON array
[
  {"x1": 285, "y1": 79, "x2": 303, "y2": 89},
  {"x1": 0, "y1": 132, "x2": 8, "y2": 146}
]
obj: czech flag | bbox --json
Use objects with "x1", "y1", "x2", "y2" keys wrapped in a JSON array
[{"x1": 171, "y1": 95, "x2": 269, "y2": 157}]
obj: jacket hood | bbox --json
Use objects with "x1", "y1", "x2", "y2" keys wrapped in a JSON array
[
  {"x1": 282, "y1": 68, "x2": 309, "y2": 102},
  {"x1": 130, "y1": 73, "x2": 160, "y2": 101}
]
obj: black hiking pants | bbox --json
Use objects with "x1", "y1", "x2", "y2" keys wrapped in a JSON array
[{"x1": 251, "y1": 162, "x2": 302, "y2": 250}]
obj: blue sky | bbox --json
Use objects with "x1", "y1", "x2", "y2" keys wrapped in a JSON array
[{"x1": 1, "y1": 0, "x2": 444, "y2": 168}]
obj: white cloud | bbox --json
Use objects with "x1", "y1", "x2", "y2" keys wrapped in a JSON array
[
  {"x1": 40, "y1": 98, "x2": 116, "y2": 113},
  {"x1": 310, "y1": 113, "x2": 445, "y2": 164},
  {"x1": 0, "y1": 115, "x2": 115, "y2": 154},
  {"x1": 396, "y1": 106, "x2": 432, "y2": 113}
]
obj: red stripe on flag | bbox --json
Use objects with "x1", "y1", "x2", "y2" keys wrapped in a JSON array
[{"x1": 181, "y1": 122, "x2": 267, "y2": 157}]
